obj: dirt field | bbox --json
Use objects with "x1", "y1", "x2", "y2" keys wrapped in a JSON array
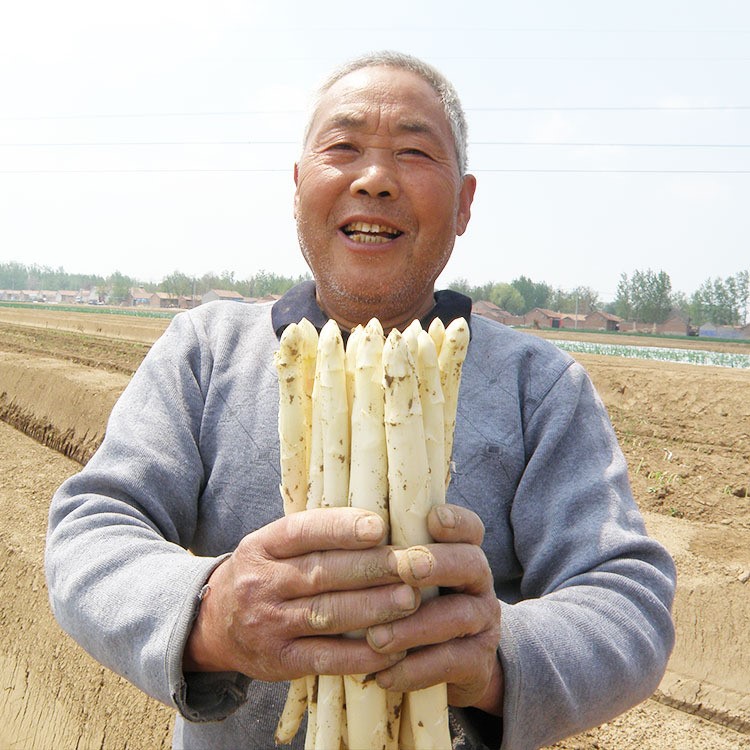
[{"x1": 1, "y1": 304, "x2": 749, "y2": 749}]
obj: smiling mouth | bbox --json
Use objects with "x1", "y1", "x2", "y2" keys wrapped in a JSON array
[{"x1": 341, "y1": 221, "x2": 403, "y2": 244}]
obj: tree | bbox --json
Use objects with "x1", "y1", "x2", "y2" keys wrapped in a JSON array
[
  {"x1": 511, "y1": 275, "x2": 552, "y2": 313},
  {"x1": 691, "y1": 271, "x2": 750, "y2": 326},
  {"x1": 160, "y1": 270, "x2": 194, "y2": 298},
  {"x1": 486, "y1": 283, "x2": 525, "y2": 314},
  {"x1": 629, "y1": 269, "x2": 673, "y2": 325},
  {"x1": 447, "y1": 277, "x2": 473, "y2": 297},
  {"x1": 108, "y1": 271, "x2": 133, "y2": 304},
  {"x1": 0, "y1": 262, "x2": 28, "y2": 291},
  {"x1": 614, "y1": 273, "x2": 632, "y2": 320},
  {"x1": 548, "y1": 286, "x2": 598, "y2": 315}
]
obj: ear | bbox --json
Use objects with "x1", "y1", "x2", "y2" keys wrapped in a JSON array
[{"x1": 456, "y1": 173, "x2": 476, "y2": 237}]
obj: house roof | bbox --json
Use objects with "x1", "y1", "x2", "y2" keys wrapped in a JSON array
[
  {"x1": 530, "y1": 308, "x2": 563, "y2": 318},
  {"x1": 586, "y1": 310, "x2": 623, "y2": 322},
  {"x1": 207, "y1": 289, "x2": 245, "y2": 299},
  {"x1": 473, "y1": 300, "x2": 512, "y2": 316}
]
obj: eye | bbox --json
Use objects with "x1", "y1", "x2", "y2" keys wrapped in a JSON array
[
  {"x1": 399, "y1": 148, "x2": 431, "y2": 159},
  {"x1": 328, "y1": 142, "x2": 357, "y2": 152}
]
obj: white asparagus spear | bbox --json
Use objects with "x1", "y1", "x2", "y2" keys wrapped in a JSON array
[
  {"x1": 347, "y1": 319, "x2": 388, "y2": 527},
  {"x1": 315, "y1": 673, "x2": 346, "y2": 750},
  {"x1": 275, "y1": 676, "x2": 308, "y2": 745},
  {"x1": 274, "y1": 322, "x2": 316, "y2": 745},
  {"x1": 298, "y1": 318, "x2": 319, "y2": 475},
  {"x1": 383, "y1": 328, "x2": 452, "y2": 750},
  {"x1": 382, "y1": 329, "x2": 432, "y2": 548},
  {"x1": 345, "y1": 324, "x2": 364, "y2": 434},
  {"x1": 402, "y1": 318, "x2": 422, "y2": 363},
  {"x1": 317, "y1": 319, "x2": 350, "y2": 509},
  {"x1": 427, "y1": 317, "x2": 445, "y2": 358},
  {"x1": 344, "y1": 318, "x2": 391, "y2": 750},
  {"x1": 417, "y1": 330, "x2": 446, "y2": 507},
  {"x1": 304, "y1": 674, "x2": 318, "y2": 750},
  {"x1": 274, "y1": 323, "x2": 309, "y2": 516},
  {"x1": 438, "y1": 318, "x2": 469, "y2": 489},
  {"x1": 386, "y1": 689, "x2": 403, "y2": 750},
  {"x1": 313, "y1": 320, "x2": 350, "y2": 749}
]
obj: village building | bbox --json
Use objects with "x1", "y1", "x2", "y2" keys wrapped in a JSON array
[
  {"x1": 149, "y1": 292, "x2": 178, "y2": 309},
  {"x1": 523, "y1": 308, "x2": 586, "y2": 330},
  {"x1": 125, "y1": 288, "x2": 151, "y2": 307},
  {"x1": 201, "y1": 289, "x2": 246, "y2": 304},
  {"x1": 178, "y1": 295, "x2": 201, "y2": 309},
  {"x1": 655, "y1": 314, "x2": 692, "y2": 336},
  {"x1": 55, "y1": 290, "x2": 79, "y2": 304},
  {"x1": 584, "y1": 310, "x2": 622, "y2": 332},
  {"x1": 699, "y1": 322, "x2": 750, "y2": 340},
  {"x1": 472, "y1": 300, "x2": 524, "y2": 326},
  {"x1": 524, "y1": 308, "x2": 563, "y2": 329}
]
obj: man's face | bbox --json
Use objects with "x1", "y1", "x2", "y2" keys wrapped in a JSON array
[{"x1": 294, "y1": 65, "x2": 476, "y2": 330}]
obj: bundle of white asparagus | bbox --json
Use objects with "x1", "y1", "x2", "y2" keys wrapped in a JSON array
[{"x1": 273, "y1": 314, "x2": 469, "y2": 750}]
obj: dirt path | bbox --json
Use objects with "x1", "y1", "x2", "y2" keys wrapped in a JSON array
[{"x1": 1, "y1": 306, "x2": 749, "y2": 748}]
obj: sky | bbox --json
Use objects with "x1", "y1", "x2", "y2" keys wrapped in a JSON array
[{"x1": 1, "y1": 0, "x2": 748, "y2": 302}]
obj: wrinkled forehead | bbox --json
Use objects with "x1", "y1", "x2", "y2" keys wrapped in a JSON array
[{"x1": 307, "y1": 66, "x2": 452, "y2": 142}]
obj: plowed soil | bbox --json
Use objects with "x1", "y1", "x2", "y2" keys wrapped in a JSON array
[{"x1": 1, "y1": 305, "x2": 749, "y2": 749}]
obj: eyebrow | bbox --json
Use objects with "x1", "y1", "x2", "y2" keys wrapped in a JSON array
[{"x1": 325, "y1": 112, "x2": 440, "y2": 138}]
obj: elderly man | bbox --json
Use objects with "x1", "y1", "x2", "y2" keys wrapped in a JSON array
[{"x1": 45, "y1": 51, "x2": 675, "y2": 750}]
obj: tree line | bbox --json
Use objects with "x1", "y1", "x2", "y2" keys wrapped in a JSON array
[
  {"x1": 0, "y1": 262, "x2": 311, "y2": 304},
  {"x1": 1, "y1": 261, "x2": 748, "y2": 327},
  {"x1": 451, "y1": 269, "x2": 749, "y2": 327}
]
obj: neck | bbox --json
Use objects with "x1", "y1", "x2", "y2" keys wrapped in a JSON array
[{"x1": 316, "y1": 291, "x2": 436, "y2": 335}]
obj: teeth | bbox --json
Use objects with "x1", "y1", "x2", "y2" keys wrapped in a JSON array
[
  {"x1": 342, "y1": 221, "x2": 402, "y2": 244},
  {"x1": 344, "y1": 221, "x2": 400, "y2": 235}
]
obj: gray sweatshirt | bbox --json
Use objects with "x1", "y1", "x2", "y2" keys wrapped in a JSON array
[{"x1": 45, "y1": 297, "x2": 676, "y2": 750}]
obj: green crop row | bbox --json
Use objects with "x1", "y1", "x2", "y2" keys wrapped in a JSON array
[{"x1": 553, "y1": 340, "x2": 750, "y2": 369}]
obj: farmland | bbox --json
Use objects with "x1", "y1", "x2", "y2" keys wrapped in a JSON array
[{"x1": 0, "y1": 304, "x2": 749, "y2": 749}]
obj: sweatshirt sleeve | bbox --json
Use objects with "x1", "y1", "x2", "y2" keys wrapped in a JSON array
[
  {"x1": 44, "y1": 311, "x2": 250, "y2": 720},
  {"x1": 496, "y1": 361, "x2": 676, "y2": 749}
]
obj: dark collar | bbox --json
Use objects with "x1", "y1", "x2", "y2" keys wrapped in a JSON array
[{"x1": 271, "y1": 279, "x2": 473, "y2": 340}]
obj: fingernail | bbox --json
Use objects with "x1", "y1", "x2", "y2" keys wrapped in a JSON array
[
  {"x1": 369, "y1": 623, "x2": 393, "y2": 649},
  {"x1": 405, "y1": 547, "x2": 433, "y2": 580},
  {"x1": 435, "y1": 505, "x2": 456, "y2": 529},
  {"x1": 354, "y1": 514, "x2": 383, "y2": 542},
  {"x1": 393, "y1": 584, "x2": 417, "y2": 611},
  {"x1": 376, "y1": 672, "x2": 393, "y2": 689}
]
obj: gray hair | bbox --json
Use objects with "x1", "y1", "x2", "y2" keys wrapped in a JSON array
[{"x1": 302, "y1": 50, "x2": 469, "y2": 175}]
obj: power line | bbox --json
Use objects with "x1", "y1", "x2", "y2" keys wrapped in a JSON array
[
  {"x1": 473, "y1": 141, "x2": 750, "y2": 148},
  {"x1": 472, "y1": 168, "x2": 750, "y2": 174},
  {"x1": 2, "y1": 168, "x2": 749, "y2": 175},
  {"x1": 3, "y1": 140, "x2": 750, "y2": 148},
  {"x1": 0, "y1": 141, "x2": 297, "y2": 147},
  {"x1": 2, "y1": 104, "x2": 750, "y2": 122},
  {"x1": 467, "y1": 105, "x2": 750, "y2": 112},
  {"x1": 441, "y1": 56, "x2": 750, "y2": 61}
]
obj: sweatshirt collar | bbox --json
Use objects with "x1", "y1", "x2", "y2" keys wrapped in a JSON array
[{"x1": 271, "y1": 279, "x2": 472, "y2": 340}]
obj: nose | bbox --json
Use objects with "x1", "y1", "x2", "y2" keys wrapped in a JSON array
[{"x1": 350, "y1": 153, "x2": 400, "y2": 200}]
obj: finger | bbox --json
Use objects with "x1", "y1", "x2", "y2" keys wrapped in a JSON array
[
  {"x1": 282, "y1": 583, "x2": 421, "y2": 637},
  {"x1": 277, "y1": 546, "x2": 401, "y2": 598},
  {"x1": 254, "y1": 507, "x2": 387, "y2": 558},
  {"x1": 278, "y1": 635, "x2": 408, "y2": 680},
  {"x1": 366, "y1": 591, "x2": 499, "y2": 654},
  {"x1": 427, "y1": 504, "x2": 485, "y2": 545},
  {"x1": 374, "y1": 636, "x2": 498, "y2": 707},
  {"x1": 391, "y1": 544, "x2": 494, "y2": 594}
]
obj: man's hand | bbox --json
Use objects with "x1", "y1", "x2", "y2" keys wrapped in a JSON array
[
  {"x1": 367, "y1": 504, "x2": 504, "y2": 715},
  {"x1": 184, "y1": 508, "x2": 418, "y2": 681}
]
